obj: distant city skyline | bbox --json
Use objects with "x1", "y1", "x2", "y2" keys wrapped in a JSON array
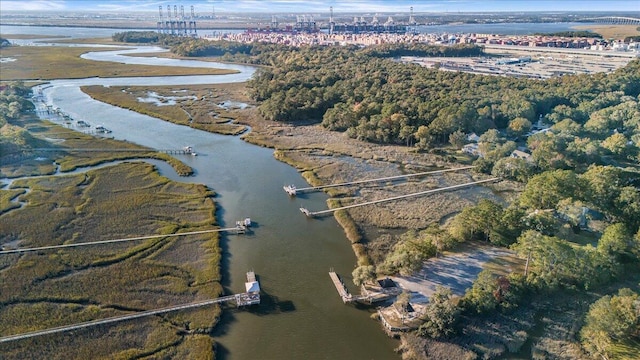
[{"x1": 1, "y1": 0, "x2": 639, "y2": 13}]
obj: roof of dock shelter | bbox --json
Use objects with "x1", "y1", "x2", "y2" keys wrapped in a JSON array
[{"x1": 245, "y1": 281, "x2": 260, "y2": 293}]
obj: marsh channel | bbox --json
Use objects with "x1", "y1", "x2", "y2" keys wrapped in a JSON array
[{"x1": 11, "y1": 35, "x2": 400, "y2": 359}]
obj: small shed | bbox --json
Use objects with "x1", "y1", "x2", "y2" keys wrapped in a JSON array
[
  {"x1": 467, "y1": 133, "x2": 481, "y2": 142},
  {"x1": 245, "y1": 281, "x2": 260, "y2": 293},
  {"x1": 378, "y1": 278, "x2": 396, "y2": 288}
]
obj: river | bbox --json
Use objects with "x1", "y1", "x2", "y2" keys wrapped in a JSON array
[{"x1": 6, "y1": 38, "x2": 400, "y2": 358}]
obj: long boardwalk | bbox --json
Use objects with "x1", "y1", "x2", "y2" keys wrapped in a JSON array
[
  {"x1": 302, "y1": 178, "x2": 499, "y2": 217},
  {"x1": 284, "y1": 166, "x2": 474, "y2": 196},
  {"x1": 0, "y1": 228, "x2": 243, "y2": 255},
  {"x1": 0, "y1": 271, "x2": 261, "y2": 343},
  {"x1": 27, "y1": 148, "x2": 195, "y2": 155},
  {"x1": 0, "y1": 298, "x2": 233, "y2": 343}
]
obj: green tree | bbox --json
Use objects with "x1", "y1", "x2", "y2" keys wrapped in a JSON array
[
  {"x1": 598, "y1": 223, "x2": 639, "y2": 263},
  {"x1": 418, "y1": 286, "x2": 461, "y2": 338},
  {"x1": 581, "y1": 165, "x2": 623, "y2": 217},
  {"x1": 511, "y1": 230, "x2": 587, "y2": 288},
  {"x1": 448, "y1": 130, "x2": 467, "y2": 148},
  {"x1": 463, "y1": 269, "x2": 517, "y2": 313},
  {"x1": 448, "y1": 199, "x2": 504, "y2": 243},
  {"x1": 352, "y1": 265, "x2": 376, "y2": 287},
  {"x1": 508, "y1": 117, "x2": 532, "y2": 138},
  {"x1": 580, "y1": 289, "x2": 640, "y2": 360},
  {"x1": 602, "y1": 132, "x2": 630, "y2": 157},
  {"x1": 415, "y1": 125, "x2": 435, "y2": 150},
  {"x1": 491, "y1": 157, "x2": 533, "y2": 182},
  {"x1": 519, "y1": 170, "x2": 583, "y2": 210}
]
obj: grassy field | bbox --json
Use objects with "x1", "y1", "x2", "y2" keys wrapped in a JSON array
[
  {"x1": 0, "y1": 45, "x2": 237, "y2": 80},
  {"x1": 81, "y1": 83, "x2": 251, "y2": 135}
]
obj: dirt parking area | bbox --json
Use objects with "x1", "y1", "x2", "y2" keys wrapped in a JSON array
[{"x1": 392, "y1": 245, "x2": 518, "y2": 302}]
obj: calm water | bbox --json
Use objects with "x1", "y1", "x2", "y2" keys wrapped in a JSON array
[
  {"x1": 1, "y1": 22, "x2": 598, "y2": 40},
  {"x1": 23, "y1": 46, "x2": 400, "y2": 359}
]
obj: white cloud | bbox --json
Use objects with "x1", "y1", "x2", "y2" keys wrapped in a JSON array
[{"x1": 0, "y1": 0, "x2": 66, "y2": 11}]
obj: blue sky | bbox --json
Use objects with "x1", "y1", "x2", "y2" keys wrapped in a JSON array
[{"x1": 1, "y1": 1, "x2": 639, "y2": 13}]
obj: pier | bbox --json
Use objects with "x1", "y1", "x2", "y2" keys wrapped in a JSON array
[
  {"x1": 301, "y1": 178, "x2": 499, "y2": 217},
  {"x1": 0, "y1": 227, "x2": 248, "y2": 255},
  {"x1": 238, "y1": 271, "x2": 261, "y2": 306},
  {"x1": 27, "y1": 147, "x2": 197, "y2": 155},
  {"x1": 0, "y1": 271, "x2": 261, "y2": 343},
  {"x1": 329, "y1": 270, "x2": 354, "y2": 303},
  {"x1": 328, "y1": 270, "x2": 379, "y2": 304},
  {"x1": 234, "y1": 218, "x2": 252, "y2": 234},
  {"x1": 284, "y1": 166, "x2": 475, "y2": 196}
]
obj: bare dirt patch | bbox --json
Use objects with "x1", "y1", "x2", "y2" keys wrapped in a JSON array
[{"x1": 391, "y1": 244, "x2": 518, "y2": 301}]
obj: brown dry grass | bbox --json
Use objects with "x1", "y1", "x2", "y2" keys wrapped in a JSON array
[
  {"x1": 2, "y1": 116, "x2": 193, "y2": 176},
  {"x1": 572, "y1": 24, "x2": 640, "y2": 40},
  {"x1": 81, "y1": 83, "x2": 251, "y2": 136},
  {"x1": 0, "y1": 162, "x2": 221, "y2": 359},
  {"x1": 0, "y1": 45, "x2": 237, "y2": 81}
]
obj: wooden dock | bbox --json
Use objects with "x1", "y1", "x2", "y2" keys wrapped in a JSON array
[
  {"x1": 284, "y1": 166, "x2": 475, "y2": 196},
  {"x1": 302, "y1": 178, "x2": 499, "y2": 217},
  {"x1": 0, "y1": 271, "x2": 262, "y2": 343},
  {"x1": 27, "y1": 148, "x2": 197, "y2": 155},
  {"x1": 237, "y1": 271, "x2": 260, "y2": 306},
  {"x1": 329, "y1": 270, "x2": 353, "y2": 303},
  {"x1": 0, "y1": 228, "x2": 244, "y2": 255}
]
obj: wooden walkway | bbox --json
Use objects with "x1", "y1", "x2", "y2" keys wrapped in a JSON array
[
  {"x1": 284, "y1": 166, "x2": 474, "y2": 196},
  {"x1": 329, "y1": 270, "x2": 353, "y2": 303},
  {"x1": 302, "y1": 178, "x2": 499, "y2": 217},
  {"x1": 328, "y1": 270, "x2": 371, "y2": 304},
  {"x1": 0, "y1": 228, "x2": 245, "y2": 255},
  {"x1": 0, "y1": 293, "x2": 253, "y2": 343},
  {"x1": 28, "y1": 148, "x2": 195, "y2": 155}
]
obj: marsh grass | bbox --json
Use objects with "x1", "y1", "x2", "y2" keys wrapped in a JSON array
[
  {"x1": 0, "y1": 162, "x2": 220, "y2": 358},
  {"x1": 81, "y1": 84, "x2": 250, "y2": 136},
  {"x1": 0, "y1": 46, "x2": 236, "y2": 80},
  {"x1": 2, "y1": 117, "x2": 194, "y2": 176},
  {"x1": 0, "y1": 189, "x2": 25, "y2": 214},
  {"x1": 0, "y1": 69, "x2": 228, "y2": 359}
]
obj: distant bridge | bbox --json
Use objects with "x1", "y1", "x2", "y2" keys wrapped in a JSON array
[{"x1": 580, "y1": 17, "x2": 640, "y2": 25}]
